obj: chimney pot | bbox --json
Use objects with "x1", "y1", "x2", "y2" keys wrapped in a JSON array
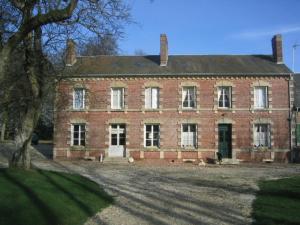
[
  {"x1": 272, "y1": 34, "x2": 283, "y2": 64},
  {"x1": 66, "y1": 39, "x2": 77, "y2": 66},
  {"x1": 160, "y1": 34, "x2": 168, "y2": 66}
]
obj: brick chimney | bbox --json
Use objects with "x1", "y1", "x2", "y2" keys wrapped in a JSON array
[
  {"x1": 65, "y1": 39, "x2": 77, "y2": 66},
  {"x1": 272, "y1": 34, "x2": 283, "y2": 64},
  {"x1": 160, "y1": 34, "x2": 168, "y2": 66}
]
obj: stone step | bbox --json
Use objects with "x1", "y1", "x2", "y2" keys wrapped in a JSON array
[
  {"x1": 220, "y1": 158, "x2": 240, "y2": 165},
  {"x1": 103, "y1": 157, "x2": 129, "y2": 164}
]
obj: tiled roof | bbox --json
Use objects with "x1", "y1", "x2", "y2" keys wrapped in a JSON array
[{"x1": 66, "y1": 55, "x2": 291, "y2": 77}]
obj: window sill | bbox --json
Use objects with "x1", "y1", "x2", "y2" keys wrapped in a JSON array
[
  {"x1": 217, "y1": 107, "x2": 232, "y2": 111},
  {"x1": 253, "y1": 108, "x2": 269, "y2": 111},
  {"x1": 144, "y1": 147, "x2": 160, "y2": 150},
  {"x1": 253, "y1": 147, "x2": 271, "y2": 151},
  {"x1": 71, "y1": 109, "x2": 86, "y2": 112},
  {"x1": 111, "y1": 109, "x2": 125, "y2": 112},
  {"x1": 181, "y1": 147, "x2": 197, "y2": 150},
  {"x1": 144, "y1": 108, "x2": 160, "y2": 112},
  {"x1": 181, "y1": 108, "x2": 197, "y2": 111},
  {"x1": 70, "y1": 146, "x2": 86, "y2": 151}
]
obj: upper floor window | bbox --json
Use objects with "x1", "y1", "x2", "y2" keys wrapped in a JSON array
[
  {"x1": 111, "y1": 88, "x2": 124, "y2": 109},
  {"x1": 144, "y1": 124, "x2": 160, "y2": 147},
  {"x1": 73, "y1": 88, "x2": 85, "y2": 109},
  {"x1": 254, "y1": 86, "x2": 268, "y2": 109},
  {"x1": 182, "y1": 86, "x2": 196, "y2": 108},
  {"x1": 218, "y1": 86, "x2": 231, "y2": 108},
  {"x1": 181, "y1": 124, "x2": 197, "y2": 148},
  {"x1": 145, "y1": 87, "x2": 159, "y2": 109},
  {"x1": 254, "y1": 124, "x2": 270, "y2": 148},
  {"x1": 71, "y1": 124, "x2": 85, "y2": 146}
]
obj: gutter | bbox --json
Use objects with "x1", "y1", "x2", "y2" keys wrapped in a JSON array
[{"x1": 63, "y1": 72, "x2": 292, "y2": 79}]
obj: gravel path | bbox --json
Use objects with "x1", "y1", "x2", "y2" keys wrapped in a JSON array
[{"x1": 1, "y1": 143, "x2": 300, "y2": 225}]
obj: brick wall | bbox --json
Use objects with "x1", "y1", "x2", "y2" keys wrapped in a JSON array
[{"x1": 54, "y1": 76, "x2": 291, "y2": 162}]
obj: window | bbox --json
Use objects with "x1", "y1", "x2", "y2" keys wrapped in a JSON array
[
  {"x1": 145, "y1": 87, "x2": 159, "y2": 109},
  {"x1": 218, "y1": 86, "x2": 231, "y2": 108},
  {"x1": 182, "y1": 87, "x2": 196, "y2": 108},
  {"x1": 254, "y1": 86, "x2": 268, "y2": 109},
  {"x1": 73, "y1": 88, "x2": 85, "y2": 109},
  {"x1": 144, "y1": 124, "x2": 160, "y2": 147},
  {"x1": 296, "y1": 124, "x2": 300, "y2": 146},
  {"x1": 181, "y1": 124, "x2": 197, "y2": 148},
  {"x1": 254, "y1": 124, "x2": 270, "y2": 148},
  {"x1": 111, "y1": 88, "x2": 124, "y2": 109},
  {"x1": 71, "y1": 124, "x2": 85, "y2": 146}
]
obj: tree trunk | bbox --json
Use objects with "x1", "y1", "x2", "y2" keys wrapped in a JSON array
[
  {"x1": 9, "y1": 103, "x2": 41, "y2": 169},
  {"x1": 1, "y1": 120, "x2": 6, "y2": 141}
]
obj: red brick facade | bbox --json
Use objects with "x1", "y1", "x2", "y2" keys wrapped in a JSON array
[{"x1": 54, "y1": 76, "x2": 291, "y2": 162}]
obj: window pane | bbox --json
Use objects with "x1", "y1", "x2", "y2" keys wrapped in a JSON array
[
  {"x1": 111, "y1": 134, "x2": 118, "y2": 145},
  {"x1": 74, "y1": 125, "x2": 79, "y2": 131},
  {"x1": 80, "y1": 125, "x2": 85, "y2": 132},
  {"x1": 255, "y1": 87, "x2": 267, "y2": 108},
  {"x1": 73, "y1": 140, "x2": 79, "y2": 145},
  {"x1": 146, "y1": 125, "x2": 151, "y2": 132},
  {"x1": 146, "y1": 140, "x2": 151, "y2": 146},
  {"x1": 74, "y1": 89, "x2": 84, "y2": 109},
  {"x1": 153, "y1": 140, "x2": 159, "y2": 147},
  {"x1": 182, "y1": 124, "x2": 188, "y2": 132},
  {"x1": 152, "y1": 88, "x2": 159, "y2": 108},
  {"x1": 145, "y1": 88, "x2": 151, "y2": 108},
  {"x1": 81, "y1": 140, "x2": 85, "y2": 146},
  {"x1": 74, "y1": 132, "x2": 79, "y2": 139}
]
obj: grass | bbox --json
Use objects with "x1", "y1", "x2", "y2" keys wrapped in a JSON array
[
  {"x1": 252, "y1": 176, "x2": 300, "y2": 225},
  {"x1": 0, "y1": 168, "x2": 113, "y2": 225}
]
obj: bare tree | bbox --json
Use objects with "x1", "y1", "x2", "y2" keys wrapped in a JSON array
[
  {"x1": 79, "y1": 34, "x2": 119, "y2": 56},
  {"x1": 0, "y1": 0, "x2": 131, "y2": 169}
]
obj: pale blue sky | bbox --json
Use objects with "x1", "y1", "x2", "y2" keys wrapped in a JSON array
[{"x1": 119, "y1": 0, "x2": 300, "y2": 72}]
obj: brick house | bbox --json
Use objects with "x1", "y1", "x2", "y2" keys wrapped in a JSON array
[{"x1": 54, "y1": 34, "x2": 293, "y2": 162}]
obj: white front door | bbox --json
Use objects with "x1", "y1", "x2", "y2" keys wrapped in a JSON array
[{"x1": 108, "y1": 124, "x2": 126, "y2": 157}]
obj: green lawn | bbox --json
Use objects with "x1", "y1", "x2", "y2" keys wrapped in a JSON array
[
  {"x1": 0, "y1": 168, "x2": 113, "y2": 225},
  {"x1": 252, "y1": 176, "x2": 300, "y2": 225}
]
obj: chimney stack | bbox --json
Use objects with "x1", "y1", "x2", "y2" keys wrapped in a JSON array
[
  {"x1": 160, "y1": 34, "x2": 168, "y2": 66},
  {"x1": 272, "y1": 34, "x2": 283, "y2": 64},
  {"x1": 66, "y1": 39, "x2": 76, "y2": 66}
]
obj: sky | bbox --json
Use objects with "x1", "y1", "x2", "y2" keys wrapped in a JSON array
[{"x1": 119, "y1": 0, "x2": 300, "y2": 72}]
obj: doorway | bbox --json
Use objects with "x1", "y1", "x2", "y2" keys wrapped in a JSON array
[
  {"x1": 108, "y1": 124, "x2": 126, "y2": 157},
  {"x1": 218, "y1": 124, "x2": 232, "y2": 158}
]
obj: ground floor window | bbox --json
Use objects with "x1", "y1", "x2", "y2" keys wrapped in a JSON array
[
  {"x1": 145, "y1": 124, "x2": 160, "y2": 147},
  {"x1": 254, "y1": 124, "x2": 270, "y2": 148},
  {"x1": 296, "y1": 124, "x2": 300, "y2": 146},
  {"x1": 181, "y1": 124, "x2": 197, "y2": 148},
  {"x1": 71, "y1": 124, "x2": 85, "y2": 146}
]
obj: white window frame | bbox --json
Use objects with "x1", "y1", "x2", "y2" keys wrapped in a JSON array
[
  {"x1": 144, "y1": 124, "x2": 160, "y2": 147},
  {"x1": 111, "y1": 88, "x2": 124, "y2": 110},
  {"x1": 73, "y1": 88, "x2": 85, "y2": 110},
  {"x1": 182, "y1": 86, "x2": 196, "y2": 109},
  {"x1": 181, "y1": 124, "x2": 197, "y2": 148},
  {"x1": 145, "y1": 87, "x2": 159, "y2": 109},
  {"x1": 218, "y1": 86, "x2": 231, "y2": 108},
  {"x1": 71, "y1": 124, "x2": 86, "y2": 146},
  {"x1": 254, "y1": 86, "x2": 268, "y2": 109},
  {"x1": 253, "y1": 124, "x2": 271, "y2": 148}
]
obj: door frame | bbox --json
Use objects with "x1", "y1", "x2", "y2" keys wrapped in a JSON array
[
  {"x1": 108, "y1": 124, "x2": 126, "y2": 157},
  {"x1": 218, "y1": 123, "x2": 232, "y2": 159}
]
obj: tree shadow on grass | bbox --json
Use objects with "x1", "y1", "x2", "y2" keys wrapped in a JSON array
[{"x1": 0, "y1": 169, "x2": 59, "y2": 225}]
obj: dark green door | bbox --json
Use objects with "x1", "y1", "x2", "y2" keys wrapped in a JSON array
[{"x1": 218, "y1": 124, "x2": 232, "y2": 158}]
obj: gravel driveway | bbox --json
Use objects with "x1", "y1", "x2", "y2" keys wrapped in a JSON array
[{"x1": 1, "y1": 143, "x2": 300, "y2": 225}]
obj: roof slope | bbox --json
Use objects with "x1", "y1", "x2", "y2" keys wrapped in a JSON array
[{"x1": 67, "y1": 55, "x2": 291, "y2": 77}]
